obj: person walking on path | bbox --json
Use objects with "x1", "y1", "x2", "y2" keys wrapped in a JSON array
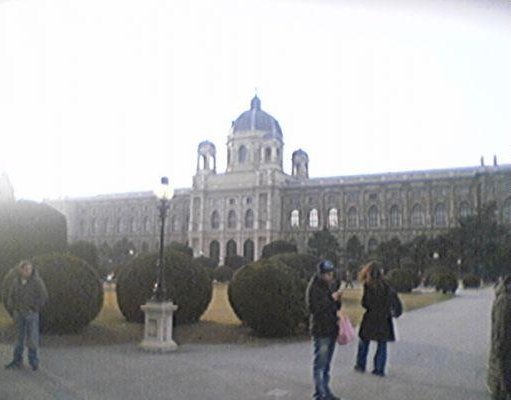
[
  {"x1": 488, "y1": 275, "x2": 511, "y2": 400},
  {"x1": 354, "y1": 261, "x2": 402, "y2": 377},
  {"x1": 4, "y1": 260, "x2": 48, "y2": 371},
  {"x1": 306, "y1": 259, "x2": 344, "y2": 400}
]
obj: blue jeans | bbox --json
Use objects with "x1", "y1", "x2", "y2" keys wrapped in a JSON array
[
  {"x1": 12, "y1": 311, "x2": 40, "y2": 367},
  {"x1": 313, "y1": 336, "x2": 336, "y2": 400},
  {"x1": 356, "y1": 339, "x2": 387, "y2": 374}
]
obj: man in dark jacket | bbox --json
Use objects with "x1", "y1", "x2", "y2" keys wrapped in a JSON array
[
  {"x1": 306, "y1": 260, "x2": 343, "y2": 400},
  {"x1": 5, "y1": 260, "x2": 48, "y2": 371},
  {"x1": 488, "y1": 275, "x2": 511, "y2": 400}
]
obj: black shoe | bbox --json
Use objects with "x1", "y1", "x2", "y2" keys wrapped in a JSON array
[
  {"x1": 30, "y1": 364, "x2": 39, "y2": 371},
  {"x1": 327, "y1": 395, "x2": 341, "y2": 400},
  {"x1": 371, "y1": 370, "x2": 385, "y2": 377},
  {"x1": 354, "y1": 365, "x2": 365, "y2": 373},
  {"x1": 5, "y1": 361, "x2": 22, "y2": 370}
]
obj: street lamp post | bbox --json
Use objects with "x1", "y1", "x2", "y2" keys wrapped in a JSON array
[
  {"x1": 140, "y1": 177, "x2": 178, "y2": 352},
  {"x1": 153, "y1": 176, "x2": 172, "y2": 302}
]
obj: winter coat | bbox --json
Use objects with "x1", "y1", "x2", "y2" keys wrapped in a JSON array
[
  {"x1": 358, "y1": 281, "x2": 401, "y2": 342},
  {"x1": 488, "y1": 280, "x2": 511, "y2": 399},
  {"x1": 6, "y1": 269, "x2": 48, "y2": 315},
  {"x1": 306, "y1": 274, "x2": 341, "y2": 338}
]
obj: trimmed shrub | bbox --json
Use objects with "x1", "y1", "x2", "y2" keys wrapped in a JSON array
[
  {"x1": 68, "y1": 241, "x2": 103, "y2": 278},
  {"x1": 228, "y1": 259, "x2": 306, "y2": 337},
  {"x1": 224, "y1": 255, "x2": 249, "y2": 270},
  {"x1": 166, "y1": 241, "x2": 194, "y2": 257},
  {"x1": 261, "y1": 240, "x2": 298, "y2": 259},
  {"x1": 1, "y1": 253, "x2": 103, "y2": 334},
  {"x1": 434, "y1": 272, "x2": 458, "y2": 294},
  {"x1": 0, "y1": 201, "x2": 67, "y2": 297},
  {"x1": 462, "y1": 274, "x2": 481, "y2": 289},
  {"x1": 116, "y1": 249, "x2": 212, "y2": 325},
  {"x1": 386, "y1": 269, "x2": 417, "y2": 293},
  {"x1": 423, "y1": 266, "x2": 450, "y2": 287},
  {"x1": 269, "y1": 252, "x2": 319, "y2": 281},
  {"x1": 195, "y1": 256, "x2": 218, "y2": 270},
  {"x1": 213, "y1": 265, "x2": 234, "y2": 283}
]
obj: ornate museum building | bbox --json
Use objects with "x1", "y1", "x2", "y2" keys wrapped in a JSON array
[{"x1": 47, "y1": 96, "x2": 511, "y2": 263}]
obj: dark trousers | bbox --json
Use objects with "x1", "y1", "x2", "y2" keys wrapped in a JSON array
[
  {"x1": 12, "y1": 312, "x2": 40, "y2": 367},
  {"x1": 313, "y1": 336, "x2": 336, "y2": 399},
  {"x1": 356, "y1": 339, "x2": 387, "y2": 374}
]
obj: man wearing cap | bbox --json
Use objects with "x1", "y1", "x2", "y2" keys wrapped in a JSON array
[{"x1": 306, "y1": 259, "x2": 343, "y2": 400}]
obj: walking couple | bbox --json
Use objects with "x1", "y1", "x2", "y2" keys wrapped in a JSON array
[{"x1": 306, "y1": 260, "x2": 402, "y2": 400}]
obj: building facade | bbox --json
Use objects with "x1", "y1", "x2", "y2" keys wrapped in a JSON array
[{"x1": 47, "y1": 96, "x2": 511, "y2": 263}]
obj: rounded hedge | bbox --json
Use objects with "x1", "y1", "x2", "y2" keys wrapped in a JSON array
[
  {"x1": 1, "y1": 253, "x2": 103, "y2": 334},
  {"x1": 68, "y1": 241, "x2": 103, "y2": 278},
  {"x1": 224, "y1": 255, "x2": 249, "y2": 270},
  {"x1": 423, "y1": 266, "x2": 450, "y2": 287},
  {"x1": 116, "y1": 249, "x2": 213, "y2": 325},
  {"x1": 462, "y1": 274, "x2": 481, "y2": 289},
  {"x1": 0, "y1": 201, "x2": 67, "y2": 297},
  {"x1": 195, "y1": 256, "x2": 218, "y2": 270},
  {"x1": 269, "y1": 252, "x2": 319, "y2": 281},
  {"x1": 213, "y1": 265, "x2": 234, "y2": 282},
  {"x1": 434, "y1": 272, "x2": 458, "y2": 294},
  {"x1": 228, "y1": 259, "x2": 306, "y2": 337},
  {"x1": 386, "y1": 269, "x2": 418, "y2": 293},
  {"x1": 261, "y1": 240, "x2": 298, "y2": 259}
]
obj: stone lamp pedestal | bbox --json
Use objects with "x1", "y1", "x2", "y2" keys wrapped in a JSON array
[{"x1": 140, "y1": 301, "x2": 178, "y2": 352}]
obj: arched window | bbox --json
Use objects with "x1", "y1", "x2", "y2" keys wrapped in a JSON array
[
  {"x1": 328, "y1": 209, "x2": 338, "y2": 228},
  {"x1": 243, "y1": 239, "x2": 255, "y2": 261},
  {"x1": 142, "y1": 216, "x2": 149, "y2": 232},
  {"x1": 238, "y1": 145, "x2": 247, "y2": 164},
  {"x1": 128, "y1": 218, "x2": 135, "y2": 233},
  {"x1": 90, "y1": 218, "x2": 96, "y2": 235},
  {"x1": 411, "y1": 204, "x2": 424, "y2": 227},
  {"x1": 227, "y1": 210, "x2": 237, "y2": 229},
  {"x1": 291, "y1": 209, "x2": 300, "y2": 227},
  {"x1": 434, "y1": 203, "x2": 447, "y2": 227},
  {"x1": 79, "y1": 219, "x2": 85, "y2": 235},
  {"x1": 209, "y1": 240, "x2": 220, "y2": 262},
  {"x1": 309, "y1": 208, "x2": 319, "y2": 228},
  {"x1": 347, "y1": 207, "x2": 358, "y2": 228},
  {"x1": 245, "y1": 209, "x2": 254, "y2": 229},
  {"x1": 502, "y1": 197, "x2": 511, "y2": 224},
  {"x1": 265, "y1": 147, "x2": 272, "y2": 162},
  {"x1": 102, "y1": 218, "x2": 109, "y2": 234},
  {"x1": 211, "y1": 210, "x2": 220, "y2": 230},
  {"x1": 116, "y1": 218, "x2": 122, "y2": 233},
  {"x1": 368, "y1": 238, "x2": 379, "y2": 253},
  {"x1": 226, "y1": 239, "x2": 237, "y2": 257},
  {"x1": 142, "y1": 242, "x2": 149, "y2": 253},
  {"x1": 389, "y1": 205, "x2": 401, "y2": 227},
  {"x1": 368, "y1": 206, "x2": 379, "y2": 227},
  {"x1": 459, "y1": 202, "x2": 472, "y2": 219}
]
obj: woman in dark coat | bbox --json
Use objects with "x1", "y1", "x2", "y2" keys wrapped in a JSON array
[
  {"x1": 488, "y1": 275, "x2": 511, "y2": 400},
  {"x1": 354, "y1": 261, "x2": 402, "y2": 377}
]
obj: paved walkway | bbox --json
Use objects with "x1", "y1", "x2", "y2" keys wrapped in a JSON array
[{"x1": 0, "y1": 288, "x2": 494, "y2": 400}]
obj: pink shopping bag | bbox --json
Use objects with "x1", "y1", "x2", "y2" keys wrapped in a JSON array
[{"x1": 337, "y1": 314, "x2": 356, "y2": 345}]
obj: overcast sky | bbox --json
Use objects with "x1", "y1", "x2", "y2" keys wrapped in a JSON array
[{"x1": 1, "y1": 0, "x2": 510, "y2": 201}]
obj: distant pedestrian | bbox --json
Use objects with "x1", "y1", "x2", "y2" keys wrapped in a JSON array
[
  {"x1": 4, "y1": 260, "x2": 48, "y2": 371},
  {"x1": 345, "y1": 270, "x2": 354, "y2": 289},
  {"x1": 354, "y1": 261, "x2": 402, "y2": 377},
  {"x1": 488, "y1": 275, "x2": 511, "y2": 400},
  {"x1": 306, "y1": 259, "x2": 343, "y2": 400}
]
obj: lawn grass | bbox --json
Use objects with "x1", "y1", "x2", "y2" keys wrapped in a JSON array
[
  {"x1": 0, "y1": 282, "x2": 453, "y2": 346},
  {"x1": 339, "y1": 287, "x2": 453, "y2": 326}
]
